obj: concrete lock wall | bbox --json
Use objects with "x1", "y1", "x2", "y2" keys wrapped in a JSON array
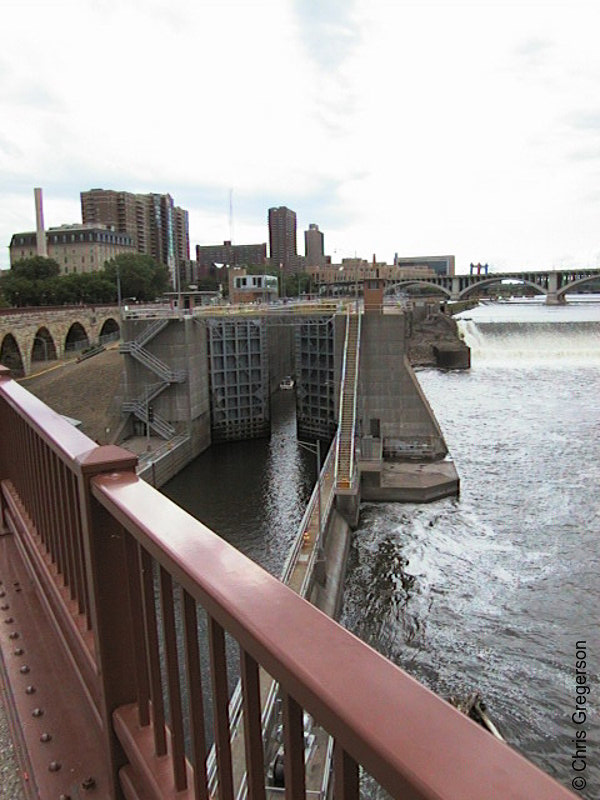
[
  {"x1": 358, "y1": 314, "x2": 446, "y2": 458},
  {"x1": 122, "y1": 318, "x2": 211, "y2": 459}
]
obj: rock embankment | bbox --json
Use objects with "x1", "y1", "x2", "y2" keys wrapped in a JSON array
[{"x1": 406, "y1": 307, "x2": 470, "y2": 369}]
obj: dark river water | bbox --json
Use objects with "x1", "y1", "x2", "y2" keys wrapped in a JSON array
[
  {"x1": 164, "y1": 299, "x2": 599, "y2": 799},
  {"x1": 164, "y1": 390, "x2": 317, "y2": 578}
]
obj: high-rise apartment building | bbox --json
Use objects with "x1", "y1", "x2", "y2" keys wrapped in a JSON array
[
  {"x1": 304, "y1": 223, "x2": 325, "y2": 266},
  {"x1": 268, "y1": 206, "x2": 297, "y2": 271},
  {"x1": 81, "y1": 189, "x2": 190, "y2": 286}
]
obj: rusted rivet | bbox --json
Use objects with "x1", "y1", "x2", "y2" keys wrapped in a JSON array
[
  {"x1": 81, "y1": 777, "x2": 96, "y2": 790},
  {"x1": 15, "y1": 587, "x2": 21, "y2": 593},
  {"x1": 8, "y1": 631, "x2": 19, "y2": 639},
  {"x1": 40, "y1": 732, "x2": 52, "y2": 743},
  {"x1": 20, "y1": 665, "x2": 30, "y2": 674},
  {"x1": 0, "y1": 604, "x2": 9, "y2": 610},
  {"x1": 14, "y1": 648, "x2": 24, "y2": 656},
  {"x1": 0, "y1": 590, "x2": 5, "y2": 597},
  {"x1": 4, "y1": 617, "x2": 14, "y2": 624},
  {"x1": 48, "y1": 761, "x2": 61, "y2": 772},
  {"x1": 25, "y1": 685, "x2": 36, "y2": 695},
  {"x1": 32, "y1": 708, "x2": 44, "y2": 717},
  {"x1": 59, "y1": 794, "x2": 72, "y2": 800},
  {"x1": 13, "y1": 581, "x2": 20, "y2": 586}
]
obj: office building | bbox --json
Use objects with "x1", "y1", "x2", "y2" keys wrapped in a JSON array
[
  {"x1": 81, "y1": 189, "x2": 190, "y2": 287},
  {"x1": 306, "y1": 258, "x2": 436, "y2": 290},
  {"x1": 195, "y1": 240, "x2": 267, "y2": 272},
  {"x1": 304, "y1": 223, "x2": 326, "y2": 267},
  {"x1": 268, "y1": 206, "x2": 297, "y2": 271},
  {"x1": 393, "y1": 254, "x2": 455, "y2": 276}
]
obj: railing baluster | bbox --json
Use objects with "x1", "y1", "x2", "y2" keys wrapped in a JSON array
[
  {"x1": 240, "y1": 648, "x2": 266, "y2": 800},
  {"x1": 40, "y1": 439, "x2": 56, "y2": 562},
  {"x1": 282, "y1": 691, "x2": 305, "y2": 800},
  {"x1": 159, "y1": 567, "x2": 187, "y2": 791},
  {"x1": 140, "y1": 549, "x2": 167, "y2": 756},
  {"x1": 56, "y1": 458, "x2": 75, "y2": 598},
  {"x1": 208, "y1": 616, "x2": 234, "y2": 800},
  {"x1": 15, "y1": 416, "x2": 29, "y2": 507},
  {"x1": 31, "y1": 432, "x2": 46, "y2": 545},
  {"x1": 334, "y1": 744, "x2": 359, "y2": 800},
  {"x1": 49, "y1": 449, "x2": 67, "y2": 582},
  {"x1": 125, "y1": 536, "x2": 150, "y2": 726},
  {"x1": 183, "y1": 590, "x2": 209, "y2": 800},
  {"x1": 67, "y1": 468, "x2": 88, "y2": 620}
]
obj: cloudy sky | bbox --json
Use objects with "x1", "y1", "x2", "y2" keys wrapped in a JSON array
[{"x1": 2, "y1": 0, "x2": 600, "y2": 272}]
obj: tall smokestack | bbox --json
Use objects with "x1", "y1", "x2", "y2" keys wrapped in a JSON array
[{"x1": 34, "y1": 187, "x2": 47, "y2": 257}]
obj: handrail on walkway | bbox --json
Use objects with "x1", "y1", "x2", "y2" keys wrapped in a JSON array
[{"x1": 0, "y1": 366, "x2": 577, "y2": 800}]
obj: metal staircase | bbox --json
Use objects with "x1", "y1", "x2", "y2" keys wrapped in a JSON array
[
  {"x1": 335, "y1": 310, "x2": 361, "y2": 489},
  {"x1": 120, "y1": 320, "x2": 186, "y2": 439},
  {"x1": 119, "y1": 340, "x2": 186, "y2": 383},
  {"x1": 121, "y1": 382, "x2": 176, "y2": 439}
]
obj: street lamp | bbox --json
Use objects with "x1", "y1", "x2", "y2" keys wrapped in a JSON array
[
  {"x1": 297, "y1": 438, "x2": 322, "y2": 544},
  {"x1": 116, "y1": 262, "x2": 122, "y2": 312}
]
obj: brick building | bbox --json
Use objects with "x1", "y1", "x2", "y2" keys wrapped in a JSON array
[{"x1": 9, "y1": 224, "x2": 136, "y2": 274}]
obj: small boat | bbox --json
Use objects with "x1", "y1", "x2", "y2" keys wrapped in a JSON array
[{"x1": 279, "y1": 376, "x2": 295, "y2": 390}]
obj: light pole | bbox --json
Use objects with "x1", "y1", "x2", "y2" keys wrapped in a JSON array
[
  {"x1": 297, "y1": 438, "x2": 322, "y2": 543},
  {"x1": 116, "y1": 262, "x2": 122, "y2": 312}
]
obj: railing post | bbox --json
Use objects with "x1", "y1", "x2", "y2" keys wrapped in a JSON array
[{"x1": 76, "y1": 444, "x2": 139, "y2": 799}]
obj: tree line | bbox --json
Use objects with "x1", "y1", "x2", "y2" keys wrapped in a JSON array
[
  {"x1": 0, "y1": 254, "x2": 317, "y2": 308},
  {"x1": 0, "y1": 254, "x2": 170, "y2": 307}
]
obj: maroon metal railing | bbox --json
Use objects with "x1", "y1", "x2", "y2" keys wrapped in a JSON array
[{"x1": 0, "y1": 366, "x2": 578, "y2": 800}]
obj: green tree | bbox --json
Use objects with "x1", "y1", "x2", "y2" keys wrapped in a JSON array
[
  {"x1": 10, "y1": 255, "x2": 61, "y2": 281},
  {"x1": 0, "y1": 256, "x2": 62, "y2": 306},
  {"x1": 103, "y1": 254, "x2": 170, "y2": 301}
]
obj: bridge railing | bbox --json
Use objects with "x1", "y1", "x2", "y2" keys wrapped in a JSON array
[{"x1": 0, "y1": 367, "x2": 576, "y2": 800}]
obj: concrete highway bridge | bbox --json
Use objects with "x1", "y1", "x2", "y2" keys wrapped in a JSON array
[
  {"x1": 321, "y1": 266, "x2": 600, "y2": 304},
  {"x1": 0, "y1": 286, "x2": 576, "y2": 799}
]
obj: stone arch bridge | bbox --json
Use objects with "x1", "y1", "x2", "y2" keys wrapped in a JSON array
[{"x1": 0, "y1": 304, "x2": 120, "y2": 376}]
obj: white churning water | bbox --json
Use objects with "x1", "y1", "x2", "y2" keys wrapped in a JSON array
[{"x1": 341, "y1": 297, "x2": 600, "y2": 799}]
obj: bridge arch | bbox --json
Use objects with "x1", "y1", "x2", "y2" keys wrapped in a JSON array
[
  {"x1": 457, "y1": 277, "x2": 545, "y2": 299},
  {"x1": 557, "y1": 274, "x2": 600, "y2": 299},
  {"x1": 64, "y1": 322, "x2": 90, "y2": 354},
  {"x1": 384, "y1": 280, "x2": 452, "y2": 298},
  {"x1": 98, "y1": 317, "x2": 120, "y2": 344},
  {"x1": 31, "y1": 326, "x2": 58, "y2": 364},
  {"x1": 0, "y1": 333, "x2": 25, "y2": 377}
]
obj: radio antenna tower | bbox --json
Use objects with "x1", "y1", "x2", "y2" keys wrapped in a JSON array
[{"x1": 229, "y1": 187, "x2": 234, "y2": 243}]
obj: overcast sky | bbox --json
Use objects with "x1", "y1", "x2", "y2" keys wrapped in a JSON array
[{"x1": 2, "y1": 0, "x2": 600, "y2": 273}]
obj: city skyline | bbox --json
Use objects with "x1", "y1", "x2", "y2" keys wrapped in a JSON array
[{"x1": 3, "y1": 1, "x2": 600, "y2": 273}]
